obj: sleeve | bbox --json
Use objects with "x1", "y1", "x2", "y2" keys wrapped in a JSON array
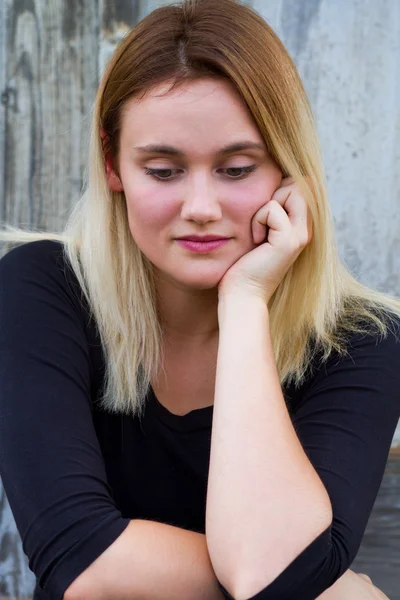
[
  {"x1": 0, "y1": 241, "x2": 131, "y2": 600},
  {"x1": 216, "y1": 319, "x2": 400, "y2": 600}
]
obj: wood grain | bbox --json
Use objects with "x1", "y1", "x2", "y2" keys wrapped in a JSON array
[{"x1": 1, "y1": 0, "x2": 98, "y2": 235}]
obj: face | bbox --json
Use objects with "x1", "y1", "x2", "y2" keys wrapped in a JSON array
[{"x1": 105, "y1": 77, "x2": 283, "y2": 291}]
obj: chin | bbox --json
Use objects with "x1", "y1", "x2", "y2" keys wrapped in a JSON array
[
  {"x1": 169, "y1": 269, "x2": 225, "y2": 291},
  {"x1": 179, "y1": 277, "x2": 222, "y2": 291},
  {"x1": 153, "y1": 261, "x2": 231, "y2": 291}
]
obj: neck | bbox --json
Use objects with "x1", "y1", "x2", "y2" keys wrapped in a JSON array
[{"x1": 155, "y1": 273, "x2": 220, "y2": 346}]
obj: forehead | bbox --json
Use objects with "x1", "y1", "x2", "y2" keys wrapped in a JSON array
[{"x1": 120, "y1": 78, "x2": 263, "y2": 145}]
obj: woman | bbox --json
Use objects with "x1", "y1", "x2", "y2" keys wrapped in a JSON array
[{"x1": 0, "y1": 0, "x2": 398, "y2": 598}]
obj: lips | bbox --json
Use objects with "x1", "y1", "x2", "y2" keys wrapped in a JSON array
[
  {"x1": 176, "y1": 238, "x2": 231, "y2": 254},
  {"x1": 177, "y1": 236, "x2": 230, "y2": 242}
]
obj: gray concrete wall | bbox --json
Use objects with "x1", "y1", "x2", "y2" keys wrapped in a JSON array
[{"x1": 254, "y1": 0, "x2": 400, "y2": 297}]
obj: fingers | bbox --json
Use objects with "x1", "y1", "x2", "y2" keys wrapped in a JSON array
[
  {"x1": 264, "y1": 201, "x2": 291, "y2": 235},
  {"x1": 271, "y1": 181, "x2": 307, "y2": 225},
  {"x1": 357, "y1": 573, "x2": 373, "y2": 584},
  {"x1": 251, "y1": 200, "x2": 288, "y2": 244},
  {"x1": 252, "y1": 177, "x2": 312, "y2": 248},
  {"x1": 267, "y1": 181, "x2": 312, "y2": 246}
]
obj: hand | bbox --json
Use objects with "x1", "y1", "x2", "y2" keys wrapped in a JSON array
[
  {"x1": 315, "y1": 569, "x2": 390, "y2": 599},
  {"x1": 218, "y1": 177, "x2": 313, "y2": 304}
]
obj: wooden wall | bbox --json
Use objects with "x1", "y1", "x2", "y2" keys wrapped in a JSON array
[{"x1": 0, "y1": 0, "x2": 399, "y2": 597}]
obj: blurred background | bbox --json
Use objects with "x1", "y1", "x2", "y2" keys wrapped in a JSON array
[{"x1": 0, "y1": 0, "x2": 399, "y2": 598}]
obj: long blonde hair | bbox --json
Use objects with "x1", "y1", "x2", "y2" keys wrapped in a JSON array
[{"x1": 1, "y1": 0, "x2": 400, "y2": 418}]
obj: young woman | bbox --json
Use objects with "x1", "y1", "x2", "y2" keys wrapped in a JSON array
[{"x1": 0, "y1": 1, "x2": 398, "y2": 599}]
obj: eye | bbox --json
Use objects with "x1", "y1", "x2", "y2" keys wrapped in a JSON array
[
  {"x1": 223, "y1": 165, "x2": 257, "y2": 178},
  {"x1": 144, "y1": 165, "x2": 257, "y2": 181},
  {"x1": 144, "y1": 168, "x2": 180, "y2": 180}
]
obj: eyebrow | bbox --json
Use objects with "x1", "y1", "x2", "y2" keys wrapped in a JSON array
[{"x1": 133, "y1": 141, "x2": 267, "y2": 156}]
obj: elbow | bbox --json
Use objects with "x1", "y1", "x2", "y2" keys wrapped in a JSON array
[
  {"x1": 63, "y1": 576, "x2": 92, "y2": 600},
  {"x1": 62, "y1": 563, "x2": 106, "y2": 600},
  {"x1": 63, "y1": 586, "x2": 77, "y2": 600},
  {"x1": 63, "y1": 586, "x2": 78, "y2": 600},
  {"x1": 218, "y1": 516, "x2": 334, "y2": 600},
  {"x1": 218, "y1": 571, "x2": 276, "y2": 600}
]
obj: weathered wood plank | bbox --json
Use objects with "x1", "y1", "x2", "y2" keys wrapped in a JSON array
[
  {"x1": 1, "y1": 0, "x2": 99, "y2": 234},
  {"x1": 0, "y1": 0, "x2": 7, "y2": 216},
  {"x1": 98, "y1": 0, "x2": 140, "y2": 78},
  {"x1": 0, "y1": 486, "x2": 35, "y2": 598}
]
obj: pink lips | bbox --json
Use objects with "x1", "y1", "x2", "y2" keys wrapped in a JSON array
[{"x1": 176, "y1": 239, "x2": 231, "y2": 253}]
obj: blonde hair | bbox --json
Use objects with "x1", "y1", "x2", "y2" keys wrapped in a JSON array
[{"x1": 1, "y1": 0, "x2": 400, "y2": 418}]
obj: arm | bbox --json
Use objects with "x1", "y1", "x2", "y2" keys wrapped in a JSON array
[
  {"x1": 0, "y1": 242, "x2": 225, "y2": 600},
  {"x1": 206, "y1": 296, "x2": 333, "y2": 599},
  {"x1": 207, "y1": 294, "x2": 400, "y2": 600},
  {"x1": 66, "y1": 519, "x2": 226, "y2": 600}
]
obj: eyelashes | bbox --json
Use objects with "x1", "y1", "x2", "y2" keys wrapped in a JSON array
[{"x1": 144, "y1": 165, "x2": 257, "y2": 181}]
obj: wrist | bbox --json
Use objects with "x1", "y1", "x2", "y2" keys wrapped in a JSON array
[
  {"x1": 218, "y1": 280, "x2": 274, "y2": 307},
  {"x1": 217, "y1": 292, "x2": 269, "y2": 323}
]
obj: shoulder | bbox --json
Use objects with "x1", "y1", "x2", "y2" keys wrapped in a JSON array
[
  {"x1": 330, "y1": 315, "x2": 400, "y2": 367},
  {"x1": 311, "y1": 314, "x2": 400, "y2": 377},
  {"x1": 285, "y1": 314, "x2": 400, "y2": 410},
  {"x1": 0, "y1": 239, "x2": 90, "y2": 325},
  {"x1": 0, "y1": 239, "x2": 66, "y2": 277}
]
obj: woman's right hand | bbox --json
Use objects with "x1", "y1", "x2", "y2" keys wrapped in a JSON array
[{"x1": 315, "y1": 569, "x2": 390, "y2": 599}]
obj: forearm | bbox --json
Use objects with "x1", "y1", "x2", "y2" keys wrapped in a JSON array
[
  {"x1": 67, "y1": 519, "x2": 225, "y2": 600},
  {"x1": 206, "y1": 295, "x2": 333, "y2": 598}
]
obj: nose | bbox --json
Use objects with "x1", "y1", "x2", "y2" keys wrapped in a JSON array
[{"x1": 180, "y1": 172, "x2": 222, "y2": 224}]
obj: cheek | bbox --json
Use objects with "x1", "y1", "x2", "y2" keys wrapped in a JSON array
[
  {"x1": 229, "y1": 178, "x2": 278, "y2": 220},
  {"x1": 124, "y1": 184, "x2": 175, "y2": 232}
]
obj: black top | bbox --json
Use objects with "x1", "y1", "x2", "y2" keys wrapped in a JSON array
[{"x1": 0, "y1": 240, "x2": 399, "y2": 600}]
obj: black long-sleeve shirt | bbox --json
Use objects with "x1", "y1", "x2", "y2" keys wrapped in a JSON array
[{"x1": 0, "y1": 239, "x2": 399, "y2": 600}]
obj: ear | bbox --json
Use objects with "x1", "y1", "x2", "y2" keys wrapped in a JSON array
[
  {"x1": 100, "y1": 128, "x2": 124, "y2": 192},
  {"x1": 105, "y1": 155, "x2": 124, "y2": 192}
]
